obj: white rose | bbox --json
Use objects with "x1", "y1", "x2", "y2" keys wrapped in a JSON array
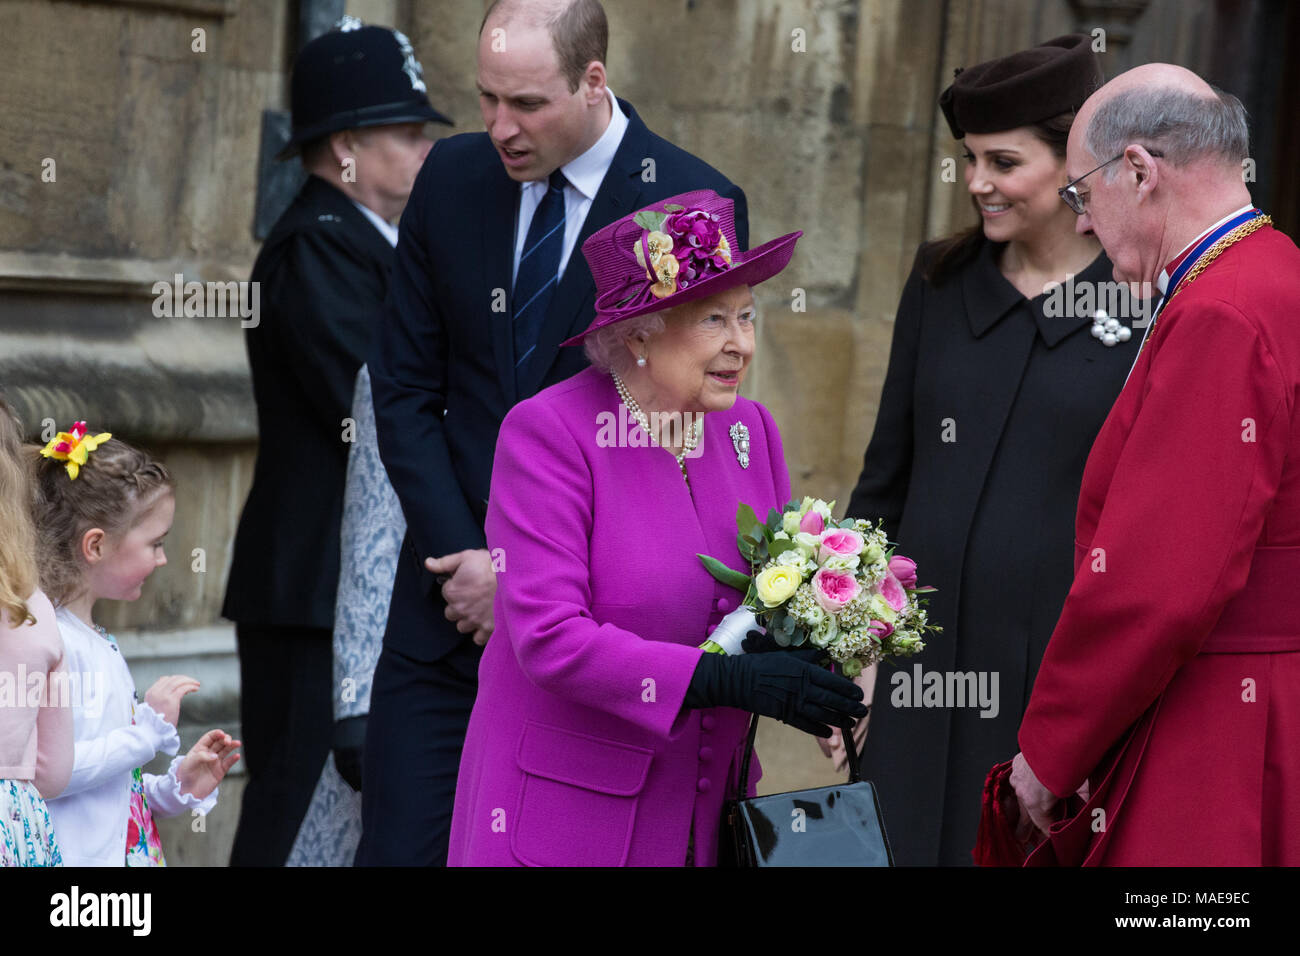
[
  {"x1": 808, "y1": 615, "x2": 840, "y2": 648},
  {"x1": 821, "y1": 553, "x2": 861, "y2": 572},
  {"x1": 781, "y1": 511, "x2": 803, "y2": 536},
  {"x1": 793, "y1": 532, "x2": 821, "y2": 557},
  {"x1": 868, "y1": 593, "x2": 898, "y2": 624},
  {"x1": 776, "y1": 550, "x2": 806, "y2": 569}
]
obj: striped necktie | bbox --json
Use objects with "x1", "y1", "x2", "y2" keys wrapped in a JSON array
[{"x1": 512, "y1": 169, "x2": 569, "y2": 390}]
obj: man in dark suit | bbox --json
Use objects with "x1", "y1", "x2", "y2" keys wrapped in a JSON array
[
  {"x1": 356, "y1": 0, "x2": 748, "y2": 866},
  {"x1": 223, "y1": 21, "x2": 451, "y2": 866}
]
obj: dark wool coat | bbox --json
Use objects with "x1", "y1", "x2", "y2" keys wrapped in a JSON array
[{"x1": 846, "y1": 239, "x2": 1139, "y2": 865}]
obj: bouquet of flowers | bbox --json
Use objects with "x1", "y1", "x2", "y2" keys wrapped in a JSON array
[{"x1": 698, "y1": 497, "x2": 940, "y2": 676}]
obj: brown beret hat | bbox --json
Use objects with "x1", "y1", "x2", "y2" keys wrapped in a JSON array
[{"x1": 939, "y1": 34, "x2": 1103, "y2": 139}]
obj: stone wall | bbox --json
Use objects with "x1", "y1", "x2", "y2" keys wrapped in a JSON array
[{"x1": 0, "y1": 0, "x2": 1267, "y2": 863}]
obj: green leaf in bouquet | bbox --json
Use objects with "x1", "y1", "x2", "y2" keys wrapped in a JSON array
[
  {"x1": 736, "y1": 533, "x2": 756, "y2": 561},
  {"x1": 765, "y1": 508, "x2": 782, "y2": 534},
  {"x1": 768, "y1": 538, "x2": 796, "y2": 559},
  {"x1": 662, "y1": 203, "x2": 684, "y2": 213},
  {"x1": 696, "y1": 554, "x2": 752, "y2": 593},
  {"x1": 736, "y1": 502, "x2": 762, "y2": 539}
]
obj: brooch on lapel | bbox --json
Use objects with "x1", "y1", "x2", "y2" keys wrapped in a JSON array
[
  {"x1": 1090, "y1": 309, "x2": 1132, "y2": 347},
  {"x1": 730, "y1": 422, "x2": 750, "y2": 469}
]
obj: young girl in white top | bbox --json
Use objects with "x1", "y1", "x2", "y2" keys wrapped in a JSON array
[{"x1": 31, "y1": 423, "x2": 240, "y2": 866}]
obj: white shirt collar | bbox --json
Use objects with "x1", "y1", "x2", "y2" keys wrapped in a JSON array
[
  {"x1": 351, "y1": 200, "x2": 399, "y2": 248},
  {"x1": 1156, "y1": 203, "x2": 1254, "y2": 295},
  {"x1": 526, "y1": 88, "x2": 627, "y2": 200}
]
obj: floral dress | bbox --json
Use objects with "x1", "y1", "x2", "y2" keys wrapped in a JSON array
[
  {"x1": 0, "y1": 779, "x2": 62, "y2": 867},
  {"x1": 96, "y1": 626, "x2": 166, "y2": 867}
]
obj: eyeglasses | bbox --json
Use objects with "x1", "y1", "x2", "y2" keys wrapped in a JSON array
[
  {"x1": 1058, "y1": 149, "x2": 1164, "y2": 214},
  {"x1": 1058, "y1": 154, "x2": 1123, "y2": 214}
]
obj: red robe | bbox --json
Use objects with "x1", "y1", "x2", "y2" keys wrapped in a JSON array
[{"x1": 1018, "y1": 224, "x2": 1300, "y2": 866}]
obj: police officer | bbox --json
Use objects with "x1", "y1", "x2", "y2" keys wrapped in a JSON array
[{"x1": 223, "y1": 18, "x2": 451, "y2": 867}]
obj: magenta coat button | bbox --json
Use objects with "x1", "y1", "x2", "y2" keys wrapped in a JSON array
[
  {"x1": 701, "y1": 715, "x2": 716, "y2": 731},
  {"x1": 697, "y1": 777, "x2": 712, "y2": 793},
  {"x1": 699, "y1": 746, "x2": 713, "y2": 762}
]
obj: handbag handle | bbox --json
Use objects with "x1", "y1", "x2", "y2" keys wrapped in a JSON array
[{"x1": 734, "y1": 707, "x2": 869, "y2": 798}]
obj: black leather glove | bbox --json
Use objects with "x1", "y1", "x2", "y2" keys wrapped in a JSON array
[
  {"x1": 332, "y1": 715, "x2": 367, "y2": 792},
  {"x1": 741, "y1": 630, "x2": 830, "y2": 662},
  {"x1": 684, "y1": 652, "x2": 867, "y2": 738}
]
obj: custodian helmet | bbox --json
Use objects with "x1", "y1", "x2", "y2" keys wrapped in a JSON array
[{"x1": 278, "y1": 17, "x2": 453, "y2": 160}]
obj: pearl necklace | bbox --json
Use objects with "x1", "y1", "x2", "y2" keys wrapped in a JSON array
[{"x1": 610, "y1": 370, "x2": 702, "y2": 482}]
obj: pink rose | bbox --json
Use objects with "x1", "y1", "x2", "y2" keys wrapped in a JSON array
[
  {"x1": 812, "y1": 567, "x2": 860, "y2": 613},
  {"x1": 888, "y1": 556, "x2": 918, "y2": 590},
  {"x1": 879, "y1": 573, "x2": 907, "y2": 612},
  {"x1": 817, "y1": 528, "x2": 864, "y2": 563},
  {"x1": 868, "y1": 618, "x2": 894, "y2": 639},
  {"x1": 799, "y1": 510, "x2": 824, "y2": 535}
]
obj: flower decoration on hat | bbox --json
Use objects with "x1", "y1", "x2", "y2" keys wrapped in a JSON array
[
  {"x1": 40, "y1": 421, "x2": 111, "y2": 480},
  {"x1": 630, "y1": 203, "x2": 732, "y2": 300}
]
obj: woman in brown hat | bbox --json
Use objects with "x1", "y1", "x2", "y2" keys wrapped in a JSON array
[{"x1": 839, "y1": 35, "x2": 1146, "y2": 865}]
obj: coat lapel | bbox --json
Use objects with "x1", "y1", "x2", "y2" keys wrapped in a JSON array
[
  {"x1": 480, "y1": 162, "x2": 522, "y2": 406},
  {"x1": 963, "y1": 242, "x2": 1022, "y2": 339},
  {"x1": 515, "y1": 100, "x2": 650, "y2": 398}
]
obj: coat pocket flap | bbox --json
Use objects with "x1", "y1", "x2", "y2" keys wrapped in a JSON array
[{"x1": 516, "y1": 721, "x2": 654, "y2": 796}]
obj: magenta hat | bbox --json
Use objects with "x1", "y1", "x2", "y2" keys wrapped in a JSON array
[{"x1": 560, "y1": 189, "x2": 802, "y2": 346}]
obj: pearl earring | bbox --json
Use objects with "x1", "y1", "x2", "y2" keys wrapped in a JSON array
[{"x1": 636, "y1": 355, "x2": 647, "y2": 367}]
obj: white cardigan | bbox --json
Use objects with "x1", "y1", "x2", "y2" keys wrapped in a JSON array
[{"x1": 46, "y1": 608, "x2": 217, "y2": 867}]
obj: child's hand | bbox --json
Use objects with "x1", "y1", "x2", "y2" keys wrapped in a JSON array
[
  {"x1": 144, "y1": 675, "x2": 201, "y2": 728},
  {"x1": 177, "y1": 729, "x2": 241, "y2": 802}
]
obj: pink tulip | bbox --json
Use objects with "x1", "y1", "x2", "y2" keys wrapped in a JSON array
[
  {"x1": 888, "y1": 555, "x2": 918, "y2": 590},
  {"x1": 799, "y1": 510, "x2": 824, "y2": 535}
]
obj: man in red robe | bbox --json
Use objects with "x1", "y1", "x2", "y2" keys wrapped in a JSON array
[{"x1": 1009, "y1": 63, "x2": 1300, "y2": 865}]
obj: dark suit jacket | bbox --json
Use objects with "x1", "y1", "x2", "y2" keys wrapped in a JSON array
[
  {"x1": 845, "y1": 239, "x2": 1140, "y2": 865},
  {"x1": 223, "y1": 176, "x2": 396, "y2": 629},
  {"x1": 371, "y1": 98, "x2": 748, "y2": 662}
]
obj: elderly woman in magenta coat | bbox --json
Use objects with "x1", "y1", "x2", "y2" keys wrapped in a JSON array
[{"x1": 448, "y1": 190, "x2": 867, "y2": 867}]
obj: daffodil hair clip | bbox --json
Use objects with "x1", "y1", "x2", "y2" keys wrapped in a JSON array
[{"x1": 40, "y1": 421, "x2": 112, "y2": 480}]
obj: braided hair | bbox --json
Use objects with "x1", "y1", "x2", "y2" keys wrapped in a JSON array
[{"x1": 27, "y1": 434, "x2": 173, "y2": 607}]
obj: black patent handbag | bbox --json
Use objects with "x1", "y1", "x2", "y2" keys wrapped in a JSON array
[{"x1": 719, "y1": 711, "x2": 895, "y2": 866}]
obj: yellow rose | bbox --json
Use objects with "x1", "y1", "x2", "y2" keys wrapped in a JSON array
[{"x1": 754, "y1": 565, "x2": 802, "y2": 608}]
